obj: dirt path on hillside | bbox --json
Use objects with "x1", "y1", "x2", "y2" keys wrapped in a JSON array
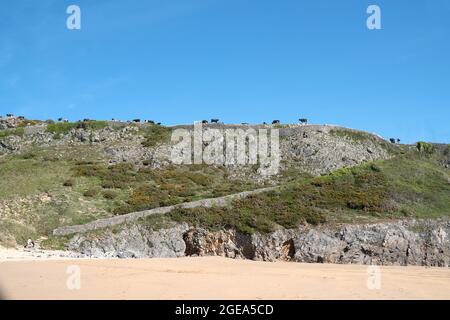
[
  {"x1": 1, "y1": 256, "x2": 449, "y2": 300},
  {"x1": 52, "y1": 187, "x2": 278, "y2": 236}
]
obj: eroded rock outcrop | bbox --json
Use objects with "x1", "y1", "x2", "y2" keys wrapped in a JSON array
[
  {"x1": 69, "y1": 223, "x2": 189, "y2": 258},
  {"x1": 279, "y1": 125, "x2": 390, "y2": 175},
  {"x1": 69, "y1": 219, "x2": 450, "y2": 267},
  {"x1": 1, "y1": 122, "x2": 392, "y2": 177}
]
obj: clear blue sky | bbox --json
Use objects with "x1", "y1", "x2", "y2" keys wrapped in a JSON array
[{"x1": 1, "y1": 0, "x2": 449, "y2": 143}]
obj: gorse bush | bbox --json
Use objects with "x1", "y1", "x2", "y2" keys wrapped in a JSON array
[
  {"x1": 76, "y1": 120, "x2": 108, "y2": 131},
  {"x1": 168, "y1": 196, "x2": 327, "y2": 235},
  {"x1": 46, "y1": 120, "x2": 108, "y2": 135},
  {"x1": 17, "y1": 120, "x2": 40, "y2": 127},
  {"x1": 127, "y1": 184, "x2": 174, "y2": 209},
  {"x1": 0, "y1": 127, "x2": 24, "y2": 138},
  {"x1": 72, "y1": 161, "x2": 256, "y2": 215},
  {"x1": 63, "y1": 179, "x2": 75, "y2": 187},
  {"x1": 330, "y1": 129, "x2": 373, "y2": 143},
  {"x1": 74, "y1": 162, "x2": 137, "y2": 189},
  {"x1": 168, "y1": 163, "x2": 395, "y2": 234},
  {"x1": 83, "y1": 187, "x2": 100, "y2": 197},
  {"x1": 46, "y1": 122, "x2": 78, "y2": 134},
  {"x1": 102, "y1": 190, "x2": 118, "y2": 199},
  {"x1": 416, "y1": 141, "x2": 435, "y2": 155},
  {"x1": 141, "y1": 125, "x2": 172, "y2": 147},
  {"x1": 20, "y1": 152, "x2": 36, "y2": 159},
  {"x1": 296, "y1": 164, "x2": 390, "y2": 214}
]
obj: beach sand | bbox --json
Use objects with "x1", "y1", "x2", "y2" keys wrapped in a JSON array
[{"x1": 1, "y1": 255, "x2": 449, "y2": 300}]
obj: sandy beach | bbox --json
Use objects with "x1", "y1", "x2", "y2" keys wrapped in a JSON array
[{"x1": 1, "y1": 254, "x2": 450, "y2": 300}]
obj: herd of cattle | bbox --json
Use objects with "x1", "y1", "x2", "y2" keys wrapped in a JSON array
[
  {"x1": 1, "y1": 114, "x2": 403, "y2": 144},
  {"x1": 114, "y1": 118, "x2": 308, "y2": 126}
]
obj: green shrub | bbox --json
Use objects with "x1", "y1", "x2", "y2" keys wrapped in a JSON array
[
  {"x1": 63, "y1": 179, "x2": 75, "y2": 187},
  {"x1": 400, "y1": 208, "x2": 412, "y2": 217},
  {"x1": 169, "y1": 191, "x2": 327, "y2": 235},
  {"x1": 102, "y1": 163, "x2": 136, "y2": 189},
  {"x1": 416, "y1": 142, "x2": 435, "y2": 155},
  {"x1": 166, "y1": 163, "x2": 394, "y2": 234},
  {"x1": 46, "y1": 120, "x2": 108, "y2": 135},
  {"x1": 17, "y1": 120, "x2": 40, "y2": 127},
  {"x1": 141, "y1": 125, "x2": 172, "y2": 147},
  {"x1": 101, "y1": 180, "x2": 115, "y2": 189},
  {"x1": 444, "y1": 145, "x2": 450, "y2": 156},
  {"x1": 103, "y1": 190, "x2": 118, "y2": 199},
  {"x1": 83, "y1": 187, "x2": 100, "y2": 197},
  {"x1": 75, "y1": 162, "x2": 136, "y2": 189},
  {"x1": 74, "y1": 163, "x2": 107, "y2": 177},
  {"x1": 330, "y1": 129, "x2": 373, "y2": 143},
  {"x1": 369, "y1": 163, "x2": 382, "y2": 172},
  {"x1": 185, "y1": 172, "x2": 212, "y2": 186},
  {"x1": 112, "y1": 203, "x2": 134, "y2": 215},
  {"x1": 127, "y1": 185, "x2": 172, "y2": 210},
  {"x1": 46, "y1": 122, "x2": 78, "y2": 134},
  {"x1": 20, "y1": 152, "x2": 36, "y2": 159},
  {"x1": 0, "y1": 127, "x2": 25, "y2": 138},
  {"x1": 76, "y1": 120, "x2": 108, "y2": 131}
]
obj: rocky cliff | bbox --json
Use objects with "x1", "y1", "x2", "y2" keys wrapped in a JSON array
[
  {"x1": 2, "y1": 118, "x2": 449, "y2": 266},
  {"x1": 68, "y1": 219, "x2": 450, "y2": 267},
  {"x1": 0, "y1": 120, "x2": 391, "y2": 177}
]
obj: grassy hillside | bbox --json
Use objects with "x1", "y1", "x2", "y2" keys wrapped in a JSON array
[
  {"x1": 167, "y1": 147, "x2": 450, "y2": 234},
  {"x1": 0, "y1": 143, "x2": 261, "y2": 246},
  {"x1": 1, "y1": 121, "x2": 449, "y2": 247}
]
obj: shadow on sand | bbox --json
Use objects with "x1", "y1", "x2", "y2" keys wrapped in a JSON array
[{"x1": 0, "y1": 286, "x2": 7, "y2": 300}]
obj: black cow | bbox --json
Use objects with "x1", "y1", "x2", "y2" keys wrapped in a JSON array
[
  {"x1": 58, "y1": 118, "x2": 63, "y2": 122},
  {"x1": 211, "y1": 119, "x2": 219, "y2": 123},
  {"x1": 132, "y1": 119, "x2": 141, "y2": 123},
  {"x1": 397, "y1": 138, "x2": 401, "y2": 144},
  {"x1": 299, "y1": 118, "x2": 308, "y2": 124},
  {"x1": 272, "y1": 120, "x2": 280, "y2": 124},
  {"x1": 202, "y1": 120, "x2": 208, "y2": 124},
  {"x1": 389, "y1": 138, "x2": 396, "y2": 144}
]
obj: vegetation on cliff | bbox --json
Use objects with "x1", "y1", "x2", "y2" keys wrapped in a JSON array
[
  {"x1": 169, "y1": 150, "x2": 450, "y2": 234},
  {"x1": 0, "y1": 120, "x2": 449, "y2": 247}
]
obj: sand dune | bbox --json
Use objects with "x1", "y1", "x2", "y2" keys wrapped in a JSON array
[{"x1": 1, "y1": 256, "x2": 449, "y2": 300}]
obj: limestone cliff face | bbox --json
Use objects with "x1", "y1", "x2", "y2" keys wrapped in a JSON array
[
  {"x1": 1, "y1": 122, "x2": 392, "y2": 177},
  {"x1": 69, "y1": 223, "x2": 189, "y2": 258},
  {"x1": 69, "y1": 219, "x2": 450, "y2": 267},
  {"x1": 279, "y1": 125, "x2": 390, "y2": 175}
]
